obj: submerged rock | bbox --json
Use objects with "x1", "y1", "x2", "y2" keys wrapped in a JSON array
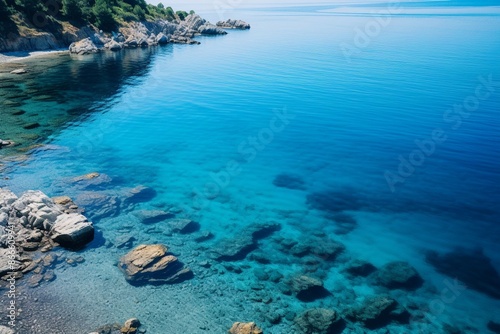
[
  {"x1": 287, "y1": 275, "x2": 329, "y2": 302},
  {"x1": 306, "y1": 189, "x2": 364, "y2": 213},
  {"x1": 346, "y1": 295, "x2": 409, "y2": 329},
  {"x1": 216, "y1": 19, "x2": 251, "y2": 29},
  {"x1": 119, "y1": 244, "x2": 193, "y2": 285},
  {"x1": 211, "y1": 222, "x2": 281, "y2": 261},
  {"x1": 488, "y1": 321, "x2": 500, "y2": 333},
  {"x1": 344, "y1": 259, "x2": 377, "y2": 277},
  {"x1": 75, "y1": 192, "x2": 120, "y2": 221},
  {"x1": 168, "y1": 218, "x2": 200, "y2": 234},
  {"x1": 122, "y1": 185, "x2": 157, "y2": 205},
  {"x1": 426, "y1": 248, "x2": 500, "y2": 300},
  {"x1": 133, "y1": 210, "x2": 173, "y2": 224},
  {"x1": 295, "y1": 308, "x2": 344, "y2": 334},
  {"x1": 229, "y1": 322, "x2": 263, "y2": 334},
  {"x1": 373, "y1": 261, "x2": 423, "y2": 291},
  {"x1": 273, "y1": 173, "x2": 306, "y2": 190}
]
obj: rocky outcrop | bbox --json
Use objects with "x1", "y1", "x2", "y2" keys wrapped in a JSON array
[
  {"x1": 69, "y1": 38, "x2": 99, "y2": 55},
  {"x1": 295, "y1": 308, "x2": 344, "y2": 334},
  {"x1": 372, "y1": 261, "x2": 423, "y2": 290},
  {"x1": 345, "y1": 295, "x2": 409, "y2": 329},
  {"x1": 0, "y1": 188, "x2": 94, "y2": 282},
  {"x1": 211, "y1": 222, "x2": 281, "y2": 261},
  {"x1": 133, "y1": 210, "x2": 173, "y2": 224},
  {"x1": 1, "y1": 15, "x2": 248, "y2": 53},
  {"x1": 118, "y1": 244, "x2": 193, "y2": 285},
  {"x1": 229, "y1": 322, "x2": 263, "y2": 334},
  {"x1": 216, "y1": 19, "x2": 251, "y2": 30},
  {"x1": 287, "y1": 275, "x2": 329, "y2": 302}
]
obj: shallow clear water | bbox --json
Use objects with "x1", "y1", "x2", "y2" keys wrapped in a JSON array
[{"x1": 1, "y1": 3, "x2": 500, "y2": 334}]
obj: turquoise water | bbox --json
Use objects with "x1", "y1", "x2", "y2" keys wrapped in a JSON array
[{"x1": 1, "y1": 4, "x2": 500, "y2": 333}]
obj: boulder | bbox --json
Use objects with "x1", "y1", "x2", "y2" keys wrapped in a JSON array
[
  {"x1": 287, "y1": 275, "x2": 329, "y2": 302},
  {"x1": 119, "y1": 244, "x2": 193, "y2": 285},
  {"x1": 373, "y1": 261, "x2": 423, "y2": 290},
  {"x1": 229, "y1": 322, "x2": 263, "y2": 334},
  {"x1": 168, "y1": 218, "x2": 200, "y2": 234},
  {"x1": 50, "y1": 213, "x2": 94, "y2": 249},
  {"x1": 0, "y1": 188, "x2": 18, "y2": 208},
  {"x1": 198, "y1": 24, "x2": 227, "y2": 35},
  {"x1": 295, "y1": 308, "x2": 344, "y2": 334},
  {"x1": 156, "y1": 32, "x2": 169, "y2": 44},
  {"x1": 344, "y1": 260, "x2": 377, "y2": 277},
  {"x1": 75, "y1": 192, "x2": 120, "y2": 221},
  {"x1": 121, "y1": 318, "x2": 141, "y2": 334},
  {"x1": 216, "y1": 19, "x2": 251, "y2": 29},
  {"x1": 211, "y1": 222, "x2": 281, "y2": 261},
  {"x1": 69, "y1": 38, "x2": 99, "y2": 54},
  {"x1": 133, "y1": 210, "x2": 173, "y2": 224},
  {"x1": 105, "y1": 40, "x2": 122, "y2": 51},
  {"x1": 345, "y1": 295, "x2": 409, "y2": 329},
  {"x1": 12, "y1": 190, "x2": 62, "y2": 230},
  {"x1": 122, "y1": 185, "x2": 157, "y2": 205}
]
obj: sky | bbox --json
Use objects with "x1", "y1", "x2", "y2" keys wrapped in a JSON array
[{"x1": 146, "y1": 0, "x2": 500, "y2": 14}]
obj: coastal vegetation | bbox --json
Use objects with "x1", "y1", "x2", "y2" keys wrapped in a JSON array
[{"x1": 0, "y1": 0, "x2": 193, "y2": 35}]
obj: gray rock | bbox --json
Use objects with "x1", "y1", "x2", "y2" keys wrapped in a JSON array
[
  {"x1": 373, "y1": 261, "x2": 423, "y2": 290},
  {"x1": 156, "y1": 32, "x2": 169, "y2": 44},
  {"x1": 345, "y1": 295, "x2": 409, "y2": 329},
  {"x1": 12, "y1": 190, "x2": 62, "y2": 230},
  {"x1": 133, "y1": 210, "x2": 173, "y2": 224},
  {"x1": 295, "y1": 308, "x2": 344, "y2": 334},
  {"x1": 288, "y1": 275, "x2": 328, "y2": 302},
  {"x1": 69, "y1": 38, "x2": 99, "y2": 54},
  {"x1": 216, "y1": 19, "x2": 251, "y2": 30},
  {"x1": 105, "y1": 40, "x2": 122, "y2": 51},
  {"x1": 168, "y1": 218, "x2": 200, "y2": 234},
  {"x1": 198, "y1": 24, "x2": 227, "y2": 35},
  {"x1": 50, "y1": 213, "x2": 94, "y2": 249},
  {"x1": 75, "y1": 192, "x2": 120, "y2": 221},
  {"x1": 122, "y1": 185, "x2": 157, "y2": 205}
]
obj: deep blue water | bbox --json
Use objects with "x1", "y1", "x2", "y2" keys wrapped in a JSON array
[{"x1": 1, "y1": 4, "x2": 500, "y2": 333}]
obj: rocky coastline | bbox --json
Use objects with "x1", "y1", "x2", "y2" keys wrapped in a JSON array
[{"x1": 0, "y1": 14, "x2": 250, "y2": 55}]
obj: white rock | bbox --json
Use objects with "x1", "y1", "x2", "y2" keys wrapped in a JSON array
[{"x1": 51, "y1": 213, "x2": 94, "y2": 249}]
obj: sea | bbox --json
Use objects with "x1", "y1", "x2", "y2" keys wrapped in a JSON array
[{"x1": 0, "y1": 1, "x2": 499, "y2": 333}]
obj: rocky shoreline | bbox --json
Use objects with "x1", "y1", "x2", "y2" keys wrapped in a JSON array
[{"x1": 0, "y1": 15, "x2": 250, "y2": 55}]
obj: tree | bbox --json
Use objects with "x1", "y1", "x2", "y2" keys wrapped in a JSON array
[
  {"x1": 92, "y1": 0, "x2": 116, "y2": 31},
  {"x1": 189, "y1": 10, "x2": 195, "y2": 15},
  {"x1": 0, "y1": 0, "x2": 11, "y2": 15},
  {"x1": 132, "y1": 4, "x2": 144, "y2": 20},
  {"x1": 175, "y1": 10, "x2": 187, "y2": 20},
  {"x1": 62, "y1": 0, "x2": 83, "y2": 20},
  {"x1": 157, "y1": 2, "x2": 163, "y2": 9}
]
